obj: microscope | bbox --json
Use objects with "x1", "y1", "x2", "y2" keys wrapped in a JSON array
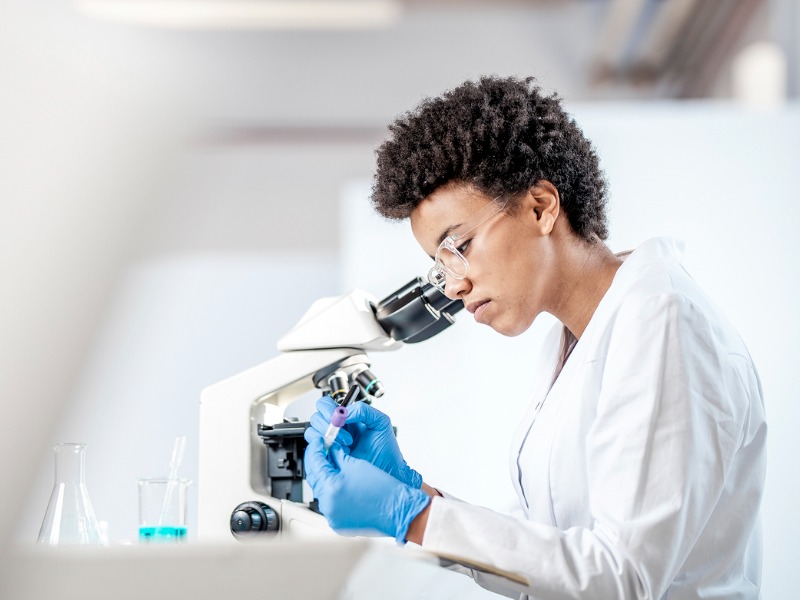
[{"x1": 197, "y1": 277, "x2": 463, "y2": 542}]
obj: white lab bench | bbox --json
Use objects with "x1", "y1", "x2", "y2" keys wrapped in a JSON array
[{"x1": 0, "y1": 538, "x2": 506, "y2": 599}]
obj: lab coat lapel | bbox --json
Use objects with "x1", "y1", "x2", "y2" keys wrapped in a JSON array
[{"x1": 508, "y1": 320, "x2": 563, "y2": 514}]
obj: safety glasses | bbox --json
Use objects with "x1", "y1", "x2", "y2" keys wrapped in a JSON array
[{"x1": 427, "y1": 197, "x2": 507, "y2": 293}]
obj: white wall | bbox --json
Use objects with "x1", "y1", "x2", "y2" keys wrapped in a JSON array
[
  {"x1": 339, "y1": 104, "x2": 800, "y2": 598},
  {"x1": 0, "y1": 0, "x2": 191, "y2": 547}
]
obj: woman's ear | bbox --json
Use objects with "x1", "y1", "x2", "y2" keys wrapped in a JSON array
[{"x1": 524, "y1": 180, "x2": 560, "y2": 235}]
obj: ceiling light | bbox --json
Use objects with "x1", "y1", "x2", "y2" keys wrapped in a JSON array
[{"x1": 74, "y1": 0, "x2": 402, "y2": 30}]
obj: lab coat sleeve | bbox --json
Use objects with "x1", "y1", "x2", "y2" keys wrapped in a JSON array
[
  {"x1": 429, "y1": 490, "x2": 528, "y2": 599},
  {"x1": 421, "y1": 292, "x2": 751, "y2": 599}
]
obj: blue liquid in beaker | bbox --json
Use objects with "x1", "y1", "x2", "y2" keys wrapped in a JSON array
[{"x1": 139, "y1": 526, "x2": 187, "y2": 542}]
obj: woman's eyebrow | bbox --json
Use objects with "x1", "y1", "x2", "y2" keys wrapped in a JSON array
[{"x1": 437, "y1": 223, "x2": 463, "y2": 246}]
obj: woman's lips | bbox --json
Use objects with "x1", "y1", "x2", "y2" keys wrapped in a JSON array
[
  {"x1": 467, "y1": 300, "x2": 491, "y2": 323},
  {"x1": 466, "y1": 299, "x2": 488, "y2": 314}
]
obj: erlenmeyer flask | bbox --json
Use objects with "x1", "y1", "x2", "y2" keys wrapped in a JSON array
[{"x1": 37, "y1": 442, "x2": 100, "y2": 545}]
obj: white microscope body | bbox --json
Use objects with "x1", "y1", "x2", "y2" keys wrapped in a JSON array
[{"x1": 198, "y1": 278, "x2": 462, "y2": 543}]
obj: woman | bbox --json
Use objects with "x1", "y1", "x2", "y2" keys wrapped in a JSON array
[{"x1": 303, "y1": 76, "x2": 766, "y2": 599}]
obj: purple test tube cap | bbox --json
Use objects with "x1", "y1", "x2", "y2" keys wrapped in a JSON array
[{"x1": 331, "y1": 406, "x2": 348, "y2": 427}]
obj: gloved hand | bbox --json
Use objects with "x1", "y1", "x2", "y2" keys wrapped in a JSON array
[
  {"x1": 303, "y1": 427, "x2": 430, "y2": 543},
  {"x1": 309, "y1": 396, "x2": 422, "y2": 488}
]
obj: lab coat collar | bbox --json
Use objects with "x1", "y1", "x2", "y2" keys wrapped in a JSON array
[
  {"x1": 625, "y1": 237, "x2": 686, "y2": 263},
  {"x1": 582, "y1": 237, "x2": 687, "y2": 347}
]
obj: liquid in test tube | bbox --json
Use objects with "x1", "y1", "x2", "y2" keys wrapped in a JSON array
[{"x1": 323, "y1": 406, "x2": 348, "y2": 454}]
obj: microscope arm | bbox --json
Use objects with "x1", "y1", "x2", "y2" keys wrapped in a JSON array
[{"x1": 199, "y1": 347, "x2": 367, "y2": 542}]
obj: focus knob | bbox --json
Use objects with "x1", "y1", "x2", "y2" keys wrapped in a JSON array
[{"x1": 230, "y1": 501, "x2": 278, "y2": 540}]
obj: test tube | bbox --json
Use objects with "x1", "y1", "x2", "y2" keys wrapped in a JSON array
[{"x1": 323, "y1": 406, "x2": 348, "y2": 454}]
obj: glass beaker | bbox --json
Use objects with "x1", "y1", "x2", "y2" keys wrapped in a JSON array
[
  {"x1": 138, "y1": 477, "x2": 191, "y2": 543},
  {"x1": 37, "y1": 442, "x2": 101, "y2": 545}
]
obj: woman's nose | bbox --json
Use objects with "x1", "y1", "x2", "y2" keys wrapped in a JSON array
[{"x1": 444, "y1": 274, "x2": 470, "y2": 300}]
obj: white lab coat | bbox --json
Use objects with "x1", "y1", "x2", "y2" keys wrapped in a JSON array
[{"x1": 420, "y1": 238, "x2": 766, "y2": 599}]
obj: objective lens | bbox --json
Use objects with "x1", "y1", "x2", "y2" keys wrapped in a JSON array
[
  {"x1": 327, "y1": 371, "x2": 349, "y2": 404},
  {"x1": 356, "y1": 369, "x2": 384, "y2": 399}
]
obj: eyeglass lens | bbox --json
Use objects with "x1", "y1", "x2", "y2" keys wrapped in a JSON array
[
  {"x1": 437, "y1": 247, "x2": 469, "y2": 277},
  {"x1": 427, "y1": 197, "x2": 507, "y2": 292}
]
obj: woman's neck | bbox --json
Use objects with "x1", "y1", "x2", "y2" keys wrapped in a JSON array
[{"x1": 549, "y1": 239, "x2": 622, "y2": 339}]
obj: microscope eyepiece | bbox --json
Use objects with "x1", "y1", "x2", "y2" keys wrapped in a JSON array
[{"x1": 375, "y1": 277, "x2": 463, "y2": 343}]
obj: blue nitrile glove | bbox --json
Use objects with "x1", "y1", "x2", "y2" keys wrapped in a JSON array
[
  {"x1": 303, "y1": 427, "x2": 430, "y2": 543},
  {"x1": 309, "y1": 396, "x2": 423, "y2": 489}
]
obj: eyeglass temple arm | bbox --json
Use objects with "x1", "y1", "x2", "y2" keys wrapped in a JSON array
[{"x1": 374, "y1": 277, "x2": 464, "y2": 344}]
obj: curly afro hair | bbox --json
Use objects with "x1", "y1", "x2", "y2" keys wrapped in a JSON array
[{"x1": 371, "y1": 76, "x2": 609, "y2": 241}]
